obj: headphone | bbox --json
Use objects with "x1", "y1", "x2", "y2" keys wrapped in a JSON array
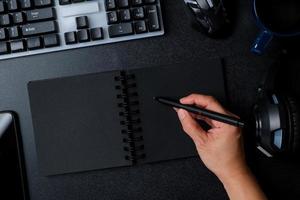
[{"x1": 253, "y1": 56, "x2": 300, "y2": 157}]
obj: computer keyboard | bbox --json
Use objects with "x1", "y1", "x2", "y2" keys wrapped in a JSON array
[{"x1": 0, "y1": 0, "x2": 164, "y2": 60}]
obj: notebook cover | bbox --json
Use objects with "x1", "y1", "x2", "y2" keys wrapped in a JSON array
[
  {"x1": 28, "y1": 72, "x2": 130, "y2": 176},
  {"x1": 28, "y1": 59, "x2": 226, "y2": 176},
  {"x1": 134, "y1": 60, "x2": 226, "y2": 164}
]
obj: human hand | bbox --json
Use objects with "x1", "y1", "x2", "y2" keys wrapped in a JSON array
[
  {"x1": 175, "y1": 94, "x2": 267, "y2": 200},
  {"x1": 175, "y1": 94, "x2": 248, "y2": 182}
]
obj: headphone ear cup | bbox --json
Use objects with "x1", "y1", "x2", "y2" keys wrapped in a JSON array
[{"x1": 286, "y1": 97, "x2": 300, "y2": 153}]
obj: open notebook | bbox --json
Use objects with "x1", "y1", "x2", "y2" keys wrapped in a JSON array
[{"x1": 28, "y1": 60, "x2": 226, "y2": 176}]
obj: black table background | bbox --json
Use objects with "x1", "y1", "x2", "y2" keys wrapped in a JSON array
[{"x1": 0, "y1": 0, "x2": 300, "y2": 199}]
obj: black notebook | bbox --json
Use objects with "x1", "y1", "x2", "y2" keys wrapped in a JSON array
[{"x1": 28, "y1": 60, "x2": 226, "y2": 176}]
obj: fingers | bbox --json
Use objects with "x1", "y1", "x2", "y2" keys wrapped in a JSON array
[
  {"x1": 176, "y1": 109, "x2": 207, "y2": 143},
  {"x1": 180, "y1": 94, "x2": 226, "y2": 114},
  {"x1": 179, "y1": 94, "x2": 235, "y2": 128}
]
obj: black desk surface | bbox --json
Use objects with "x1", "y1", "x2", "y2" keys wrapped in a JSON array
[{"x1": 0, "y1": 0, "x2": 299, "y2": 199}]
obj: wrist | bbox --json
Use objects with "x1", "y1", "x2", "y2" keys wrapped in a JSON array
[
  {"x1": 217, "y1": 165, "x2": 252, "y2": 186},
  {"x1": 217, "y1": 167, "x2": 268, "y2": 200}
]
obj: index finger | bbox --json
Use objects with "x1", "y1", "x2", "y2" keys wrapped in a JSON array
[{"x1": 180, "y1": 94, "x2": 226, "y2": 114}]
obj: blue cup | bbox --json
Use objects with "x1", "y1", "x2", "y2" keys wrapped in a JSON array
[{"x1": 251, "y1": 0, "x2": 300, "y2": 55}]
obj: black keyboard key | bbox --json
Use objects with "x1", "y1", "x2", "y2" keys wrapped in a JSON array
[
  {"x1": 8, "y1": 26, "x2": 20, "y2": 39},
  {"x1": 134, "y1": 20, "x2": 147, "y2": 33},
  {"x1": 59, "y1": 0, "x2": 71, "y2": 5},
  {"x1": 10, "y1": 40, "x2": 25, "y2": 52},
  {"x1": 72, "y1": 0, "x2": 85, "y2": 3},
  {"x1": 105, "y1": 0, "x2": 116, "y2": 11},
  {"x1": 43, "y1": 33, "x2": 59, "y2": 47},
  {"x1": 0, "y1": 1, "x2": 5, "y2": 13},
  {"x1": 119, "y1": 9, "x2": 131, "y2": 22},
  {"x1": 76, "y1": 16, "x2": 88, "y2": 29},
  {"x1": 0, "y1": 28, "x2": 7, "y2": 40},
  {"x1": 22, "y1": 21, "x2": 57, "y2": 36},
  {"x1": 7, "y1": 0, "x2": 18, "y2": 11},
  {"x1": 117, "y1": 0, "x2": 128, "y2": 8},
  {"x1": 27, "y1": 37, "x2": 42, "y2": 49},
  {"x1": 132, "y1": 0, "x2": 143, "y2": 6},
  {"x1": 77, "y1": 29, "x2": 90, "y2": 43},
  {"x1": 90, "y1": 27, "x2": 103, "y2": 40},
  {"x1": 64, "y1": 31, "x2": 77, "y2": 44},
  {"x1": 0, "y1": 14, "x2": 11, "y2": 26},
  {"x1": 12, "y1": 12, "x2": 24, "y2": 24},
  {"x1": 20, "y1": 0, "x2": 32, "y2": 9},
  {"x1": 107, "y1": 11, "x2": 118, "y2": 24},
  {"x1": 108, "y1": 22, "x2": 133, "y2": 38},
  {"x1": 0, "y1": 42, "x2": 9, "y2": 54},
  {"x1": 146, "y1": 5, "x2": 160, "y2": 31},
  {"x1": 26, "y1": 8, "x2": 55, "y2": 22},
  {"x1": 144, "y1": 0, "x2": 155, "y2": 4},
  {"x1": 34, "y1": 0, "x2": 52, "y2": 7},
  {"x1": 132, "y1": 7, "x2": 144, "y2": 20}
]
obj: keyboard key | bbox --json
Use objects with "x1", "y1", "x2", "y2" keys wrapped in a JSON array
[
  {"x1": 105, "y1": 0, "x2": 116, "y2": 11},
  {"x1": 72, "y1": 0, "x2": 85, "y2": 3},
  {"x1": 0, "y1": 42, "x2": 9, "y2": 54},
  {"x1": 10, "y1": 40, "x2": 26, "y2": 52},
  {"x1": 119, "y1": 9, "x2": 131, "y2": 22},
  {"x1": 20, "y1": 0, "x2": 32, "y2": 9},
  {"x1": 0, "y1": 1, "x2": 5, "y2": 13},
  {"x1": 27, "y1": 37, "x2": 42, "y2": 49},
  {"x1": 59, "y1": 0, "x2": 71, "y2": 5},
  {"x1": 7, "y1": 0, "x2": 18, "y2": 11},
  {"x1": 117, "y1": 0, "x2": 128, "y2": 8},
  {"x1": 107, "y1": 11, "x2": 118, "y2": 24},
  {"x1": 90, "y1": 27, "x2": 103, "y2": 40},
  {"x1": 108, "y1": 22, "x2": 133, "y2": 38},
  {"x1": 64, "y1": 31, "x2": 77, "y2": 44},
  {"x1": 131, "y1": 0, "x2": 143, "y2": 6},
  {"x1": 8, "y1": 26, "x2": 20, "y2": 39},
  {"x1": 132, "y1": 7, "x2": 144, "y2": 20},
  {"x1": 144, "y1": 0, "x2": 155, "y2": 4},
  {"x1": 12, "y1": 12, "x2": 24, "y2": 24},
  {"x1": 76, "y1": 16, "x2": 89, "y2": 29},
  {"x1": 34, "y1": 0, "x2": 52, "y2": 7},
  {"x1": 22, "y1": 21, "x2": 57, "y2": 36},
  {"x1": 0, "y1": 28, "x2": 7, "y2": 40},
  {"x1": 0, "y1": 14, "x2": 11, "y2": 26},
  {"x1": 43, "y1": 33, "x2": 59, "y2": 47},
  {"x1": 146, "y1": 5, "x2": 160, "y2": 31},
  {"x1": 26, "y1": 8, "x2": 55, "y2": 22},
  {"x1": 77, "y1": 29, "x2": 90, "y2": 43},
  {"x1": 134, "y1": 20, "x2": 147, "y2": 33}
]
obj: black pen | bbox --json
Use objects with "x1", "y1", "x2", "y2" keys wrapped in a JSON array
[{"x1": 154, "y1": 97, "x2": 245, "y2": 128}]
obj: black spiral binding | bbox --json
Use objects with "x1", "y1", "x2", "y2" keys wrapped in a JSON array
[{"x1": 115, "y1": 71, "x2": 145, "y2": 164}]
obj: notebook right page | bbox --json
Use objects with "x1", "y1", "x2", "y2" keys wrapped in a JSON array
[{"x1": 133, "y1": 60, "x2": 227, "y2": 164}]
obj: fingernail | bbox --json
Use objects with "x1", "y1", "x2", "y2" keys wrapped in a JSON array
[{"x1": 178, "y1": 109, "x2": 186, "y2": 120}]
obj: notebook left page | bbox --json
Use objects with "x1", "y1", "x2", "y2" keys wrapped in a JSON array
[{"x1": 28, "y1": 71, "x2": 130, "y2": 176}]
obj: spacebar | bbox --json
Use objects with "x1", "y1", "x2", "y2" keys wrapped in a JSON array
[{"x1": 22, "y1": 21, "x2": 57, "y2": 37}]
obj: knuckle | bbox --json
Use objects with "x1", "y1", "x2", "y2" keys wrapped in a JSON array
[
  {"x1": 207, "y1": 96, "x2": 216, "y2": 103},
  {"x1": 228, "y1": 127, "x2": 242, "y2": 137},
  {"x1": 182, "y1": 124, "x2": 190, "y2": 133},
  {"x1": 189, "y1": 93, "x2": 198, "y2": 98},
  {"x1": 195, "y1": 137, "x2": 206, "y2": 146},
  {"x1": 184, "y1": 123, "x2": 193, "y2": 133}
]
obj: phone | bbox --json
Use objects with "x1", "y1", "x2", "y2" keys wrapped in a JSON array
[{"x1": 0, "y1": 112, "x2": 29, "y2": 200}]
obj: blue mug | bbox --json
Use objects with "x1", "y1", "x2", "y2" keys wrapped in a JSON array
[{"x1": 251, "y1": 0, "x2": 300, "y2": 55}]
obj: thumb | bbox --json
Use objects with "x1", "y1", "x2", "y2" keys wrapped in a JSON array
[{"x1": 177, "y1": 109, "x2": 207, "y2": 143}]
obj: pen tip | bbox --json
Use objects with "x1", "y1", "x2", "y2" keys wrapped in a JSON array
[{"x1": 153, "y1": 96, "x2": 158, "y2": 101}]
